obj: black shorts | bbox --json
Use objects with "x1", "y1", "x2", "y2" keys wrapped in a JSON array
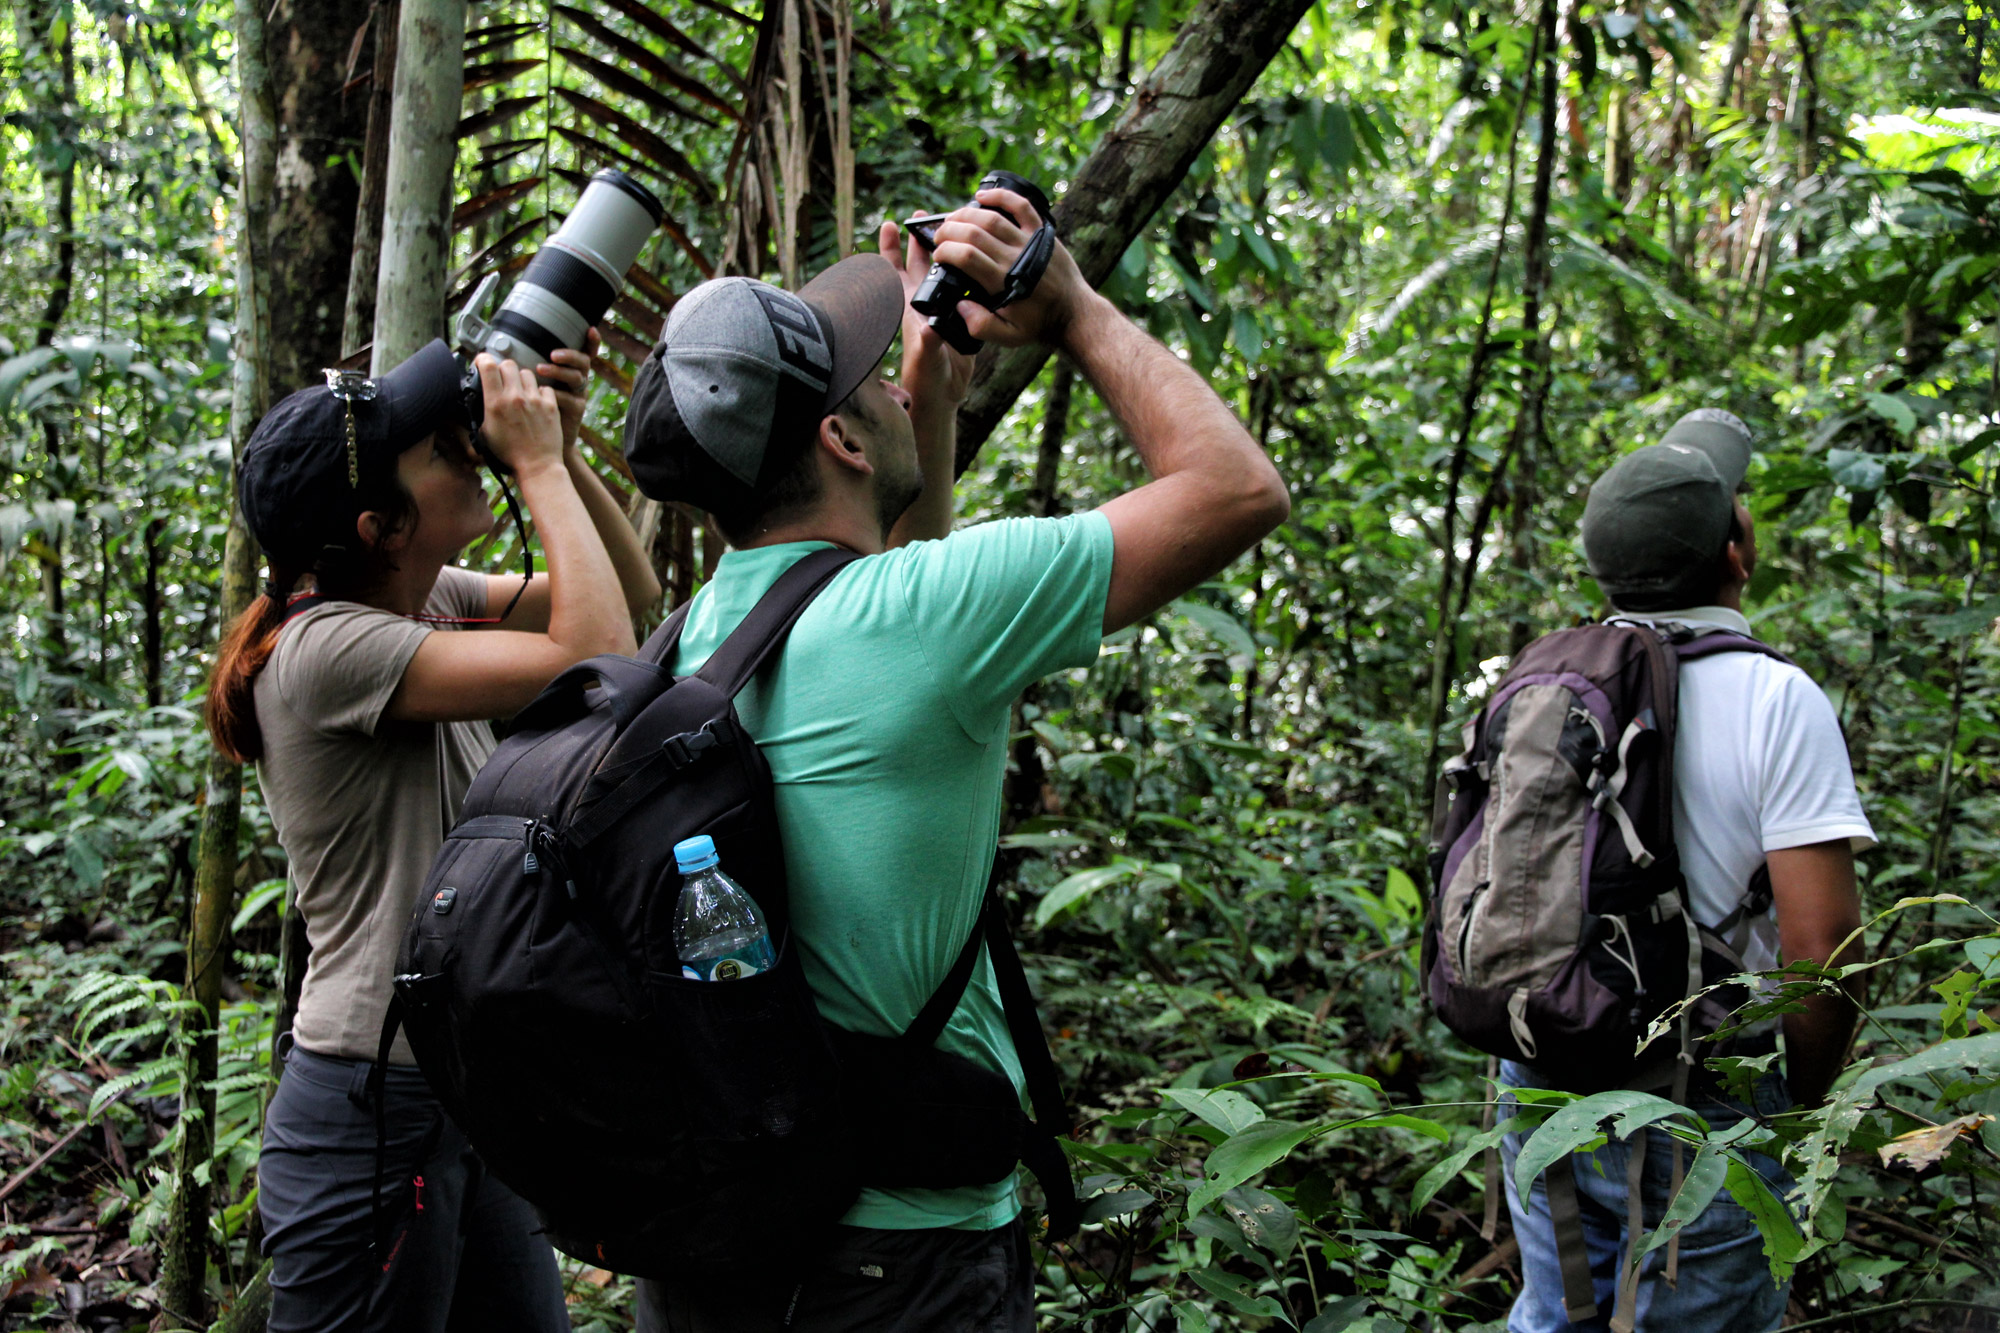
[
  {"x1": 633, "y1": 1217, "x2": 1035, "y2": 1333},
  {"x1": 257, "y1": 1042, "x2": 569, "y2": 1333}
]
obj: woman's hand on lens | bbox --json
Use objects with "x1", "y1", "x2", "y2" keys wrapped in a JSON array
[
  {"x1": 537, "y1": 329, "x2": 599, "y2": 453},
  {"x1": 476, "y1": 353, "x2": 563, "y2": 477}
]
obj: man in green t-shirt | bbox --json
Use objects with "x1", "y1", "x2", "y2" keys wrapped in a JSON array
[{"x1": 621, "y1": 188, "x2": 1289, "y2": 1332}]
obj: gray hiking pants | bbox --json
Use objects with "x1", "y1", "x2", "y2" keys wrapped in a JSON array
[
  {"x1": 632, "y1": 1217, "x2": 1035, "y2": 1332},
  {"x1": 257, "y1": 1042, "x2": 569, "y2": 1333}
]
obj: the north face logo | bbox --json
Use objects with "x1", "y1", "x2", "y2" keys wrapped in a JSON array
[{"x1": 752, "y1": 286, "x2": 831, "y2": 389}]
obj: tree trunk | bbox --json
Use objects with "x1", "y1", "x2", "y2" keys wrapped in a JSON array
[
  {"x1": 372, "y1": 0, "x2": 466, "y2": 370},
  {"x1": 143, "y1": 516, "x2": 164, "y2": 708},
  {"x1": 264, "y1": 0, "x2": 375, "y2": 390},
  {"x1": 153, "y1": 0, "x2": 276, "y2": 1321},
  {"x1": 1027, "y1": 360, "x2": 1074, "y2": 519},
  {"x1": 1417, "y1": 19, "x2": 1542, "y2": 803},
  {"x1": 952, "y1": 0, "x2": 1316, "y2": 474},
  {"x1": 1505, "y1": 0, "x2": 1562, "y2": 657},
  {"x1": 344, "y1": 0, "x2": 400, "y2": 358}
]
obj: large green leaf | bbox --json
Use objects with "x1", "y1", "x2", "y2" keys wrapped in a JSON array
[
  {"x1": 1188, "y1": 1266, "x2": 1289, "y2": 1322},
  {"x1": 1032, "y1": 863, "x2": 1136, "y2": 929},
  {"x1": 1187, "y1": 1119, "x2": 1317, "y2": 1217},
  {"x1": 1410, "y1": 1122, "x2": 1510, "y2": 1214},
  {"x1": 1166, "y1": 1087, "x2": 1267, "y2": 1136},
  {"x1": 1513, "y1": 1091, "x2": 1686, "y2": 1204},
  {"x1": 1634, "y1": 1143, "x2": 1728, "y2": 1257},
  {"x1": 1723, "y1": 1159, "x2": 1806, "y2": 1279}
]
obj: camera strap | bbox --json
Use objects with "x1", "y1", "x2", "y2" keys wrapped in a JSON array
[{"x1": 987, "y1": 217, "x2": 1056, "y2": 311}]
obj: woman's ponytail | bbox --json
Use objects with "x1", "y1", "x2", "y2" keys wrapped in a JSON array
[{"x1": 204, "y1": 566, "x2": 302, "y2": 763}]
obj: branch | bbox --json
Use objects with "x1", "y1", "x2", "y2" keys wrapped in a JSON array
[{"x1": 951, "y1": 0, "x2": 1316, "y2": 475}]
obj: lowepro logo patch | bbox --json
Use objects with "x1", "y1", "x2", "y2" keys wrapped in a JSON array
[{"x1": 751, "y1": 286, "x2": 831, "y2": 389}]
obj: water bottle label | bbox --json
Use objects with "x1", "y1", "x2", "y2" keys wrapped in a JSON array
[{"x1": 681, "y1": 945, "x2": 772, "y2": 982}]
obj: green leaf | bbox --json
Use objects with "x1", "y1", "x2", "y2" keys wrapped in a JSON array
[
  {"x1": 1079, "y1": 1188, "x2": 1152, "y2": 1224},
  {"x1": 1826, "y1": 448, "x2": 1887, "y2": 492},
  {"x1": 0, "y1": 345, "x2": 59, "y2": 411},
  {"x1": 1173, "y1": 1299, "x2": 1211, "y2": 1333},
  {"x1": 1305, "y1": 1295, "x2": 1372, "y2": 1332},
  {"x1": 1635, "y1": 1143, "x2": 1728, "y2": 1256},
  {"x1": 231, "y1": 878, "x2": 289, "y2": 936},
  {"x1": 1410, "y1": 1123, "x2": 1510, "y2": 1213},
  {"x1": 1383, "y1": 867, "x2": 1422, "y2": 923},
  {"x1": 1927, "y1": 593, "x2": 2000, "y2": 638},
  {"x1": 1319, "y1": 103, "x2": 1355, "y2": 175},
  {"x1": 1854, "y1": 1031, "x2": 2000, "y2": 1097},
  {"x1": 1188, "y1": 1119, "x2": 1317, "y2": 1217},
  {"x1": 1188, "y1": 1266, "x2": 1288, "y2": 1321},
  {"x1": 1358, "y1": 1112, "x2": 1451, "y2": 1141},
  {"x1": 1172, "y1": 599, "x2": 1258, "y2": 665},
  {"x1": 1965, "y1": 937, "x2": 2000, "y2": 978},
  {"x1": 1514, "y1": 1091, "x2": 1685, "y2": 1204},
  {"x1": 1033, "y1": 863, "x2": 1135, "y2": 928},
  {"x1": 1165, "y1": 1086, "x2": 1268, "y2": 1136},
  {"x1": 1934, "y1": 971, "x2": 1979, "y2": 1039},
  {"x1": 1865, "y1": 391, "x2": 1918, "y2": 436},
  {"x1": 1723, "y1": 1158, "x2": 1805, "y2": 1280},
  {"x1": 1222, "y1": 1184, "x2": 1299, "y2": 1259}
]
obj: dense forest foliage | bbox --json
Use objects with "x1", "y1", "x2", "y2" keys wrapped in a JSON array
[{"x1": 2, "y1": 0, "x2": 1998, "y2": 1328}]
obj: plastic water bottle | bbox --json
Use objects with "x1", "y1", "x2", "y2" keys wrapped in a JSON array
[{"x1": 672, "y1": 836, "x2": 776, "y2": 982}]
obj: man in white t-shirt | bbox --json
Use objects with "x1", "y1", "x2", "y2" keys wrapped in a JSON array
[{"x1": 1499, "y1": 410, "x2": 1873, "y2": 1333}]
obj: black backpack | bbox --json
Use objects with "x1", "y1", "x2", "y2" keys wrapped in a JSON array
[{"x1": 377, "y1": 548, "x2": 1079, "y2": 1280}]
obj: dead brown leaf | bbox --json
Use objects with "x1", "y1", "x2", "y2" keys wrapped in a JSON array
[{"x1": 1877, "y1": 1112, "x2": 1994, "y2": 1172}]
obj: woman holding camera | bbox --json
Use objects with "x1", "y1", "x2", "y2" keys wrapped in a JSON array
[{"x1": 206, "y1": 337, "x2": 659, "y2": 1331}]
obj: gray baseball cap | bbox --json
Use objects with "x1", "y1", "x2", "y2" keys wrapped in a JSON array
[
  {"x1": 1658, "y1": 407, "x2": 1753, "y2": 492},
  {"x1": 1582, "y1": 442, "x2": 1734, "y2": 609},
  {"x1": 624, "y1": 254, "x2": 902, "y2": 513}
]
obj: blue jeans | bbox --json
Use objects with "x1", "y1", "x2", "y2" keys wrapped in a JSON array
[{"x1": 1497, "y1": 1059, "x2": 1795, "y2": 1333}]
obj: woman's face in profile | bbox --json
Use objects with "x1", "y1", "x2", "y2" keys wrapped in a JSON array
[{"x1": 393, "y1": 422, "x2": 495, "y2": 558}]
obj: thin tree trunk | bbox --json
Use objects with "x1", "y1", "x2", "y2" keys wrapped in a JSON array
[
  {"x1": 1506, "y1": 0, "x2": 1561, "y2": 657},
  {"x1": 266, "y1": 0, "x2": 374, "y2": 389},
  {"x1": 1715, "y1": 0, "x2": 1759, "y2": 109},
  {"x1": 1028, "y1": 360, "x2": 1074, "y2": 519},
  {"x1": 344, "y1": 0, "x2": 400, "y2": 358},
  {"x1": 22, "y1": 0, "x2": 75, "y2": 728},
  {"x1": 372, "y1": 0, "x2": 466, "y2": 369},
  {"x1": 952, "y1": 0, "x2": 1317, "y2": 473},
  {"x1": 154, "y1": 0, "x2": 275, "y2": 1320},
  {"x1": 1418, "y1": 20, "x2": 1542, "y2": 804},
  {"x1": 143, "y1": 517, "x2": 164, "y2": 708}
]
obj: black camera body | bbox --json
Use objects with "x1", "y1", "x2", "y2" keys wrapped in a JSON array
[{"x1": 905, "y1": 170, "x2": 1056, "y2": 355}]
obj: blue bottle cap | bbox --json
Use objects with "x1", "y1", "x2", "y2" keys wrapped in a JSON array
[{"x1": 674, "y1": 835, "x2": 720, "y2": 873}]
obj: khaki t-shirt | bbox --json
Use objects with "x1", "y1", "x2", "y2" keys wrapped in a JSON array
[{"x1": 255, "y1": 567, "x2": 495, "y2": 1064}]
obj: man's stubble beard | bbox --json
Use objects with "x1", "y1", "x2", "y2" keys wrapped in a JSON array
[{"x1": 875, "y1": 448, "x2": 924, "y2": 537}]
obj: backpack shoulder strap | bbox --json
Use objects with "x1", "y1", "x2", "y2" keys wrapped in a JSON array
[
  {"x1": 983, "y1": 897, "x2": 1082, "y2": 1240},
  {"x1": 639, "y1": 599, "x2": 693, "y2": 666},
  {"x1": 898, "y1": 899, "x2": 991, "y2": 1053},
  {"x1": 696, "y1": 547, "x2": 860, "y2": 696},
  {"x1": 1674, "y1": 629, "x2": 1794, "y2": 667}
]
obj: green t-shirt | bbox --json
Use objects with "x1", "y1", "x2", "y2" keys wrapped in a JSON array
[{"x1": 665, "y1": 512, "x2": 1114, "y2": 1231}]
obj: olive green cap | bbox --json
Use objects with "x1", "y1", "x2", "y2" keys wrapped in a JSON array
[
  {"x1": 1582, "y1": 442, "x2": 1733, "y2": 609},
  {"x1": 1658, "y1": 408, "x2": 1753, "y2": 492}
]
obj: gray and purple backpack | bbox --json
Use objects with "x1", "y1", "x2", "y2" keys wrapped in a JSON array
[{"x1": 1423, "y1": 620, "x2": 1789, "y2": 1091}]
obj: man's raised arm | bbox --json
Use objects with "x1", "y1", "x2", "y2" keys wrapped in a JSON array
[{"x1": 932, "y1": 187, "x2": 1290, "y2": 630}]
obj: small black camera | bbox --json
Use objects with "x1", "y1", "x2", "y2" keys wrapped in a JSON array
[{"x1": 905, "y1": 170, "x2": 1056, "y2": 355}]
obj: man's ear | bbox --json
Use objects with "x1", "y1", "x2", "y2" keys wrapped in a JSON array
[
  {"x1": 817, "y1": 412, "x2": 874, "y2": 477},
  {"x1": 1723, "y1": 538, "x2": 1753, "y2": 587}
]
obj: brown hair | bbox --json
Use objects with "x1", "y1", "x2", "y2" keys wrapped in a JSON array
[{"x1": 204, "y1": 476, "x2": 420, "y2": 762}]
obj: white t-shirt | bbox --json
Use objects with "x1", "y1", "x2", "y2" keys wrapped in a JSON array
[{"x1": 1613, "y1": 606, "x2": 1875, "y2": 972}]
